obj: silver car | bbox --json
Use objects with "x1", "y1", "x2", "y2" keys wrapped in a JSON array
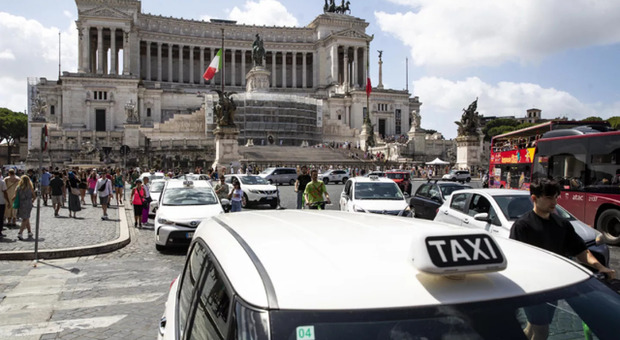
[{"x1": 434, "y1": 188, "x2": 610, "y2": 266}]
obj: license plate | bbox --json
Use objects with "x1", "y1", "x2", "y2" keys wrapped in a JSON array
[{"x1": 186, "y1": 232, "x2": 194, "y2": 239}]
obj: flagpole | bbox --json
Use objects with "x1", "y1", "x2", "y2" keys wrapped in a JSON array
[{"x1": 221, "y1": 28, "x2": 225, "y2": 93}]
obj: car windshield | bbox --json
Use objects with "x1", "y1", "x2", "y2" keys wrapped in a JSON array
[
  {"x1": 260, "y1": 279, "x2": 620, "y2": 340},
  {"x1": 150, "y1": 181, "x2": 165, "y2": 193},
  {"x1": 239, "y1": 176, "x2": 269, "y2": 185},
  {"x1": 150, "y1": 175, "x2": 165, "y2": 181},
  {"x1": 440, "y1": 185, "x2": 471, "y2": 197},
  {"x1": 386, "y1": 173, "x2": 405, "y2": 179},
  {"x1": 161, "y1": 187, "x2": 218, "y2": 206},
  {"x1": 493, "y1": 195, "x2": 533, "y2": 220},
  {"x1": 354, "y1": 183, "x2": 403, "y2": 200}
]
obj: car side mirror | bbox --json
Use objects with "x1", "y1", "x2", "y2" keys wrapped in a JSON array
[
  {"x1": 341, "y1": 193, "x2": 349, "y2": 200},
  {"x1": 473, "y1": 212, "x2": 490, "y2": 222}
]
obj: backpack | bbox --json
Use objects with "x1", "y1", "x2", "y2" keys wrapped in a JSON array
[{"x1": 98, "y1": 179, "x2": 108, "y2": 192}]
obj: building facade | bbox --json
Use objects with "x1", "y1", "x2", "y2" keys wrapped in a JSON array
[{"x1": 31, "y1": 0, "x2": 420, "y2": 168}]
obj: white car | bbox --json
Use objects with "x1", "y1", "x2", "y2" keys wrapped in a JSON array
[
  {"x1": 340, "y1": 176, "x2": 411, "y2": 216},
  {"x1": 158, "y1": 211, "x2": 620, "y2": 340},
  {"x1": 147, "y1": 179, "x2": 166, "y2": 217},
  {"x1": 434, "y1": 188, "x2": 610, "y2": 266},
  {"x1": 319, "y1": 169, "x2": 349, "y2": 184},
  {"x1": 225, "y1": 174, "x2": 278, "y2": 208},
  {"x1": 139, "y1": 171, "x2": 166, "y2": 183},
  {"x1": 154, "y1": 180, "x2": 223, "y2": 251},
  {"x1": 442, "y1": 170, "x2": 471, "y2": 182}
]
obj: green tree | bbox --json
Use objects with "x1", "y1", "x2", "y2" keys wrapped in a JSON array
[
  {"x1": 608, "y1": 116, "x2": 620, "y2": 129},
  {"x1": 0, "y1": 107, "x2": 28, "y2": 164},
  {"x1": 581, "y1": 116, "x2": 603, "y2": 121},
  {"x1": 487, "y1": 125, "x2": 516, "y2": 138},
  {"x1": 482, "y1": 118, "x2": 519, "y2": 141}
]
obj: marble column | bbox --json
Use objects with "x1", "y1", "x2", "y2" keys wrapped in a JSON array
[
  {"x1": 331, "y1": 45, "x2": 338, "y2": 84},
  {"x1": 110, "y1": 28, "x2": 117, "y2": 75},
  {"x1": 97, "y1": 27, "x2": 104, "y2": 74},
  {"x1": 199, "y1": 47, "x2": 204, "y2": 85},
  {"x1": 157, "y1": 42, "x2": 162, "y2": 81},
  {"x1": 343, "y1": 48, "x2": 349, "y2": 92},
  {"x1": 292, "y1": 52, "x2": 297, "y2": 88},
  {"x1": 81, "y1": 26, "x2": 90, "y2": 73},
  {"x1": 241, "y1": 50, "x2": 246, "y2": 86},
  {"x1": 302, "y1": 52, "x2": 307, "y2": 88},
  {"x1": 168, "y1": 44, "x2": 173, "y2": 82},
  {"x1": 178, "y1": 45, "x2": 184, "y2": 83},
  {"x1": 146, "y1": 41, "x2": 151, "y2": 81},
  {"x1": 363, "y1": 48, "x2": 368, "y2": 83},
  {"x1": 231, "y1": 49, "x2": 236, "y2": 86},
  {"x1": 189, "y1": 46, "x2": 194, "y2": 84},
  {"x1": 272, "y1": 52, "x2": 277, "y2": 87},
  {"x1": 353, "y1": 46, "x2": 359, "y2": 88},
  {"x1": 313, "y1": 52, "x2": 317, "y2": 88},
  {"x1": 123, "y1": 30, "x2": 130, "y2": 75},
  {"x1": 282, "y1": 52, "x2": 287, "y2": 88}
]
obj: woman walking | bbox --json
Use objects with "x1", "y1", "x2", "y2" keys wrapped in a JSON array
[
  {"x1": 3, "y1": 169, "x2": 19, "y2": 226},
  {"x1": 66, "y1": 172, "x2": 81, "y2": 218},
  {"x1": 16, "y1": 175, "x2": 36, "y2": 240},
  {"x1": 78, "y1": 170, "x2": 88, "y2": 205},
  {"x1": 130, "y1": 179, "x2": 145, "y2": 228},
  {"x1": 114, "y1": 168, "x2": 124, "y2": 206},
  {"x1": 87, "y1": 170, "x2": 98, "y2": 207},
  {"x1": 228, "y1": 180, "x2": 243, "y2": 212},
  {"x1": 141, "y1": 177, "x2": 151, "y2": 225}
]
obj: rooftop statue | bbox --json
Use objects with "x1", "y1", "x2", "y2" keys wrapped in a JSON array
[
  {"x1": 455, "y1": 98, "x2": 481, "y2": 137},
  {"x1": 214, "y1": 90, "x2": 238, "y2": 127},
  {"x1": 31, "y1": 95, "x2": 47, "y2": 122},
  {"x1": 324, "y1": 0, "x2": 351, "y2": 14},
  {"x1": 125, "y1": 99, "x2": 139, "y2": 124},
  {"x1": 252, "y1": 34, "x2": 265, "y2": 67}
]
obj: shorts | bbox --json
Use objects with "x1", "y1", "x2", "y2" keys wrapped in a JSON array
[
  {"x1": 51, "y1": 195, "x2": 62, "y2": 205},
  {"x1": 133, "y1": 204, "x2": 143, "y2": 216},
  {"x1": 99, "y1": 196, "x2": 109, "y2": 205},
  {"x1": 41, "y1": 185, "x2": 49, "y2": 193},
  {"x1": 87, "y1": 188, "x2": 94, "y2": 195},
  {"x1": 115, "y1": 184, "x2": 123, "y2": 188},
  {"x1": 523, "y1": 301, "x2": 557, "y2": 325}
]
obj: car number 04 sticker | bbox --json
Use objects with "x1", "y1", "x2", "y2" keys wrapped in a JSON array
[{"x1": 296, "y1": 326, "x2": 315, "y2": 340}]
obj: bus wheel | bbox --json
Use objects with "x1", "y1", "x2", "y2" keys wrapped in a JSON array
[{"x1": 597, "y1": 209, "x2": 620, "y2": 245}]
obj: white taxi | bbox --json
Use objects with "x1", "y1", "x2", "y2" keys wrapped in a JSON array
[
  {"x1": 158, "y1": 211, "x2": 620, "y2": 340},
  {"x1": 154, "y1": 180, "x2": 223, "y2": 251},
  {"x1": 340, "y1": 176, "x2": 411, "y2": 216}
]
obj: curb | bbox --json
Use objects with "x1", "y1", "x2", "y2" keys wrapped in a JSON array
[{"x1": 0, "y1": 206, "x2": 130, "y2": 261}]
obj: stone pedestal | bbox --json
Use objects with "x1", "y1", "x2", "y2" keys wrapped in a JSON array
[
  {"x1": 123, "y1": 123, "x2": 141, "y2": 149},
  {"x1": 456, "y1": 135, "x2": 481, "y2": 170},
  {"x1": 212, "y1": 126, "x2": 241, "y2": 173},
  {"x1": 359, "y1": 123, "x2": 374, "y2": 151},
  {"x1": 407, "y1": 128, "x2": 426, "y2": 157},
  {"x1": 246, "y1": 67, "x2": 271, "y2": 92}
]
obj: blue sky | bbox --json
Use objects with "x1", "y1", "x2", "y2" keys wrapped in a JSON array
[{"x1": 1, "y1": 0, "x2": 619, "y2": 139}]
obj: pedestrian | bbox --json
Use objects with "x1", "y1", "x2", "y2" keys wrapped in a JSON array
[
  {"x1": 141, "y1": 176, "x2": 151, "y2": 225},
  {"x1": 227, "y1": 180, "x2": 243, "y2": 212},
  {"x1": 15, "y1": 175, "x2": 36, "y2": 240},
  {"x1": 295, "y1": 165, "x2": 311, "y2": 209},
  {"x1": 87, "y1": 170, "x2": 98, "y2": 206},
  {"x1": 96, "y1": 171, "x2": 113, "y2": 220},
  {"x1": 304, "y1": 169, "x2": 330, "y2": 210},
  {"x1": 114, "y1": 168, "x2": 124, "y2": 206},
  {"x1": 131, "y1": 179, "x2": 146, "y2": 227},
  {"x1": 78, "y1": 170, "x2": 88, "y2": 205},
  {"x1": 40, "y1": 168, "x2": 51, "y2": 206},
  {"x1": 0, "y1": 174, "x2": 8, "y2": 238},
  {"x1": 66, "y1": 171, "x2": 81, "y2": 218},
  {"x1": 3, "y1": 169, "x2": 19, "y2": 226},
  {"x1": 510, "y1": 178, "x2": 616, "y2": 340},
  {"x1": 49, "y1": 171, "x2": 64, "y2": 217}
]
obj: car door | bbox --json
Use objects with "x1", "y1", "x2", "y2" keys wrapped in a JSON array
[
  {"x1": 340, "y1": 179, "x2": 353, "y2": 211},
  {"x1": 423, "y1": 184, "x2": 443, "y2": 219},
  {"x1": 436, "y1": 192, "x2": 471, "y2": 226},
  {"x1": 463, "y1": 194, "x2": 495, "y2": 231},
  {"x1": 410, "y1": 184, "x2": 430, "y2": 218}
]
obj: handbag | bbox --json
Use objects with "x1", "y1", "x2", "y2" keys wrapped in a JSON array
[
  {"x1": 71, "y1": 187, "x2": 80, "y2": 195},
  {"x1": 12, "y1": 191, "x2": 20, "y2": 209}
]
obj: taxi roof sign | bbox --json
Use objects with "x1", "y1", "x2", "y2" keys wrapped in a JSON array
[
  {"x1": 182, "y1": 180, "x2": 194, "y2": 187},
  {"x1": 411, "y1": 231, "x2": 507, "y2": 275}
]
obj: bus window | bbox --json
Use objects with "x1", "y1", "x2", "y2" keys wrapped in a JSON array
[
  {"x1": 536, "y1": 139, "x2": 587, "y2": 191},
  {"x1": 587, "y1": 135, "x2": 620, "y2": 193}
]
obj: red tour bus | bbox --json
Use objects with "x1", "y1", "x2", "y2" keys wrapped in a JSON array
[
  {"x1": 488, "y1": 120, "x2": 611, "y2": 190},
  {"x1": 531, "y1": 127, "x2": 620, "y2": 244}
]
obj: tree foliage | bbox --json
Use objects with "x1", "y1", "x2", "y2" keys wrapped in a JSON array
[
  {"x1": 608, "y1": 116, "x2": 620, "y2": 129},
  {"x1": 581, "y1": 116, "x2": 603, "y2": 121},
  {"x1": 482, "y1": 118, "x2": 519, "y2": 141},
  {"x1": 0, "y1": 107, "x2": 28, "y2": 163}
]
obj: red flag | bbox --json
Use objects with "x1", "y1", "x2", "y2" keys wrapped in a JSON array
[{"x1": 366, "y1": 77, "x2": 372, "y2": 97}]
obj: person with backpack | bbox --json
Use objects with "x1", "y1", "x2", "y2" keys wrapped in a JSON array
[
  {"x1": 96, "y1": 170, "x2": 113, "y2": 220},
  {"x1": 130, "y1": 179, "x2": 146, "y2": 228}
]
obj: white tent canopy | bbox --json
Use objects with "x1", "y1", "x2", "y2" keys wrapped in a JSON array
[{"x1": 425, "y1": 158, "x2": 450, "y2": 165}]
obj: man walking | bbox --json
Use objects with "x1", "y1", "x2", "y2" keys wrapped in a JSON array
[
  {"x1": 49, "y1": 172, "x2": 65, "y2": 217},
  {"x1": 96, "y1": 170, "x2": 113, "y2": 220},
  {"x1": 40, "y1": 168, "x2": 51, "y2": 206},
  {"x1": 304, "y1": 169, "x2": 330, "y2": 210},
  {"x1": 295, "y1": 166, "x2": 311, "y2": 209},
  {"x1": 0, "y1": 175, "x2": 8, "y2": 238}
]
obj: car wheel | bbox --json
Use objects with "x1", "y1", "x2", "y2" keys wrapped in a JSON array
[
  {"x1": 466, "y1": 177, "x2": 471, "y2": 182},
  {"x1": 270, "y1": 200, "x2": 278, "y2": 209},
  {"x1": 289, "y1": 179, "x2": 295, "y2": 185},
  {"x1": 242, "y1": 193, "x2": 249, "y2": 208},
  {"x1": 268, "y1": 179, "x2": 273, "y2": 185},
  {"x1": 451, "y1": 178, "x2": 456, "y2": 182},
  {"x1": 597, "y1": 208, "x2": 620, "y2": 245},
  {"x1": 156, "y1": 244, "x2": 165, "y2": 251},
  {"x1": 323, "y1": 178, "x2": 329, "y2": 184}
]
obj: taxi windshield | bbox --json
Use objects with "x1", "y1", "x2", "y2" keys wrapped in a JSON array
[
  {"x1": 239, "y1": 176, "x2": 269, "y2": 185},
  {"x1": 354, "y1": 182, "x2": 403, "y2": 200},
  {"x1": 150, "y1": 181, "x2": 165, "y2": 193},
  {"x1": 257, "y1": 278, "x2": 620, "y2": 340},
  {"x1": 161, "y1": 187, "x2": 218, "y2": 206}
]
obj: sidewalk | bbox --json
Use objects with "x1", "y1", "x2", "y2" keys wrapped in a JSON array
[{"x1": 0, "y1": 197, "x2": 130, "y2": 260}]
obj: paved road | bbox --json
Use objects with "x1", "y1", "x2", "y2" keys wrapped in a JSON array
[{"x1": 0, "y1": 178, "x2": 617, "y2": 339}]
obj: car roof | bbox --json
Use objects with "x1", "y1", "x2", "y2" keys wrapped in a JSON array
[
  {"x1": 451, "y1": 188, "x2": 530, "y2": 196},
  {"x1": 348, "y1": 176, "x2": 395, "y2": 184},
  {"x1": 196, "y1": 211, "x2": 589, "y2": 310},
  {"x1": 164, "y1": 179, "x2": 212, "y2": 188}
]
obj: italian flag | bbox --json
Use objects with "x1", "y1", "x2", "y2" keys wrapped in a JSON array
[{"x1": 203, "y1": 49, "x2": 222, "y2": 81}]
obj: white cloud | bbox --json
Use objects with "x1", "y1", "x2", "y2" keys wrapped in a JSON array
[
  {"x1": 227, "y1": 0, "x2": 298, "y2": 26},
  {"x1": 0, "y1": 12, "x2": 77, "y2": 111},
  {"x1": 376, "y1": 0, "x2": 620, "y2": 68},
  {"x1": 413, "y1": 76, "x2": 602, "y2": 139}
]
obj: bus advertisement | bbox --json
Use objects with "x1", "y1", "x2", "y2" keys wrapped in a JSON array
[{"x1": 532, "y1": 129, "x2": 620, "y2": 245}]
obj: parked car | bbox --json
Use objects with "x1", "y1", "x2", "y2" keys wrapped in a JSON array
[
  {"x1": 385, "y1": 170, "x2": 412, "y2": 195},
  {"x1": 139, "y1": 171, "x2": 166, "y2": 183},
  {"x1": 225, "y1": 174, "x2": 278, "y2": 208},
  {"x1": 258, "y1": 167, "x2": 298, "y2": 185},
  {"x1": 174, "y1": 173, "x2": 210, "y2": 181},
  {"x1": 340, "y1": 176, "x2": 411, "y2": 216},
  {"x1": 148, "y1": 179, "x2": 166, "y2": 217},
  {"x1": 409, "y1": 180, "x2": 471, "y2": 219},
  {"x1": 363, "y1": 170, "x2": 385, "y2": 177},
  {"x1": 158, "y1": 211, "x2": 620, "y2": 340},
  {"x1": 433, "y1": 188, "x2": 610, "y2": 266},
  {"x1": 442, "y1": 170, "x2": 471, "y2": 183},
  {"x1": 154, "y1": 179, "x2": 223, "y2": 251},
  {"x1": 319, "y1": 169, "x2": 349, "y2": 184}
]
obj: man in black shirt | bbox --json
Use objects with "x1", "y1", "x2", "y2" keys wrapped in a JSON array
[
  {"x1": 510, "y1": 178, "x2": 615, "y2": 340},
  {"x1": 49, "y1": 172, "x2": 65, "y2": 217},
  {"x1": 295, "y1": 166, "x2": 311, "y2": 209}
]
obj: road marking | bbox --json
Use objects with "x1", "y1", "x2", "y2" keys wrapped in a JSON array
[
  {"x1": 6, "y1": 278, "x2": 171, "y2": 297},
  {"x1": 0, "y1": 315, "x2": 126, "y2": 338},
  {"x1": 0, "y1": 293, "x2": 164, "y2": 313}
]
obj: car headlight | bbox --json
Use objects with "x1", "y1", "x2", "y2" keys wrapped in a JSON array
[
  {"x1": 157, "y1": 217, "x2": 173, "y2": 225},
  {"x1": 248, "y1": 189, "x2": 258, "y2": 193}
]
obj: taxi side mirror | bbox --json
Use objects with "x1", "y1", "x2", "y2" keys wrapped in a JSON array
[{"x1": 473, "y1": 212, "x2": 490, "y2": 222}]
